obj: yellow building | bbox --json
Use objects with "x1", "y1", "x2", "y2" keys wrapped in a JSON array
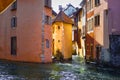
[{"x1": 52, "y1": 11, "x2": 73, "y2": 60}]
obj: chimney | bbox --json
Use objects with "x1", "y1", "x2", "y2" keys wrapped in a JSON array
[{"x1": 59, "y1": 5, "x2": 63, "y2": 11}]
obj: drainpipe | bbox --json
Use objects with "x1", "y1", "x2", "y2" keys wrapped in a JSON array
[{"x1": 84, "y1": 0, "x2": 87, "y2": 60}]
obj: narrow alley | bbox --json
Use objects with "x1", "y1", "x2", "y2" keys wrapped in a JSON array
[{"x1": 0, "y1": 56, "x2": 120, "y2": 80}]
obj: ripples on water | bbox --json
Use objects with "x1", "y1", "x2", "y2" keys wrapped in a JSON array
[{"x1": 0, "y1": 56, "x2": 120, "y2": 80}]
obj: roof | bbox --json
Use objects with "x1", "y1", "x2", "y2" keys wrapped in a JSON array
[
  {"x1": 63, "y1": 4, "x2": 77, "y2": 17},
  {"x1": 80, "y1": 0, "x2": 86, "y2": 7},
  {"x1": 53, "y1": 11, "x2": 74, "y2": 24},
  {"x1": 69, "y1": 8, "x2": 82, "y2": 19},
  {"x1": 52, "y1": 10, "x2": 57, "y2": 16},
  {"x1": 64, "y1": 4, "x2": 76, "y2": 12},
  {"x1": 74, "y1": 8, "x2": 82, "y2": 15}
]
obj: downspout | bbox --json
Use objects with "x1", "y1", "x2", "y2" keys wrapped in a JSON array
[{"x1": 84, "y1": 0, "x2": 87, "y2": 60}]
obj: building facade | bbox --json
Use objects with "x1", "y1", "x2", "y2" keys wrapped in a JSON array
[
  {"x1": 52, "y1": 11, "x2": 73, "y2": 60},
  {"x1": 86, "y1": 0, "x2": 109, "y2": 62},
  {"x1": 72, "y1": 8, "x2": 86, "y2": 58},
  {"x1": 0, "y1": 0, "x2": 52, "y2": 63},
  {"x1": 85, "y1": 0, "x2": 94, "y2": 61},
  {"x1": 85, "y1": 0, "x2": 120, "y2": 66},
  {"x1": 108, "y1": 0, "x2": 120, "y2": 66}
]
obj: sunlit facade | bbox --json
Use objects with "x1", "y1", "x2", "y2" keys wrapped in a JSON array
[
  {"x1": 0, "y1": 0, "x2": 52, "y2": 63},
  {"x1": 52, "y1": 11, "x2": 73, "y2": 60}
]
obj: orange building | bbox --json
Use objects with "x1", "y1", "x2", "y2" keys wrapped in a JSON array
[
  {"x1": 0, "y1": 0, "x2": 52, "y2": 63},
  {"x1": 52, "y1": 11, "x2": 73, "y2": 60}
]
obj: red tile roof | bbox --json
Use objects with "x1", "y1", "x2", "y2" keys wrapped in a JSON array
[{"x1": 53, "y1": 11, "x2": 73, "y2": 24}]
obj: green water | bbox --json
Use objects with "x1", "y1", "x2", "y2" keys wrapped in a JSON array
[{"x1": 0, "y1": 56, "x2": 120, "y2": 80}]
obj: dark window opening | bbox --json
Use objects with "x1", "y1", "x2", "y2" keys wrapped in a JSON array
[
  {"x1": 11, "y1": 16, "x2": 17, "y2": 28},
  {"x1": 11, "y1": 37, "x2": 17, "y2": 56},
  {"x1": 46, "y1": 39, "x2": 49, "y2": 48},
  {"x1": 95, "y1": 0, "x2": 100, "y2": 7},
  {"x1": 58, "y1": 26, "x2": 60, "y2": 29},
  {"x1": 58, "y1": 40, "x2": 60, "y2": 42},
  {"x1": 11, "y1": 1, "x2": 17, "y2": 10},
  {"x1": 95, "y1": 15, "x2": 100, "y2": 26}
]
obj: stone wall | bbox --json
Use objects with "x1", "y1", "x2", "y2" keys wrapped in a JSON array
[{"x1": 109, "y1": 35, "x2": 120, "y2": 66}]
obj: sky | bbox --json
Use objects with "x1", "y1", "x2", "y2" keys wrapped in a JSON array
[{"x1": 52, "y1": 0, "x2": 82, "y2": 13}]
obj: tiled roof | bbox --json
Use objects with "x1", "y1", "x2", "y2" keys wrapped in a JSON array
[
  {"x1": 52, "y1": 10, "x2": 57, "y2": 16},
  {"x1": 53, "y1": 11, "x2": 73, "y2": 24}
]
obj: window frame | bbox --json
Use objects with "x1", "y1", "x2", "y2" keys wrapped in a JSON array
[
  {"x1": 95, "y1": 15, "x2": 100, "y2": 27},
  {"x1": 46, "y1": 39, "x2": 49, "y2": 48},
  {"x1": 87, "y1": 18, "x2": 94, "y2": 32},
  {"x1": 11, "y1": 16, "x2": 17, "y2": 28},
  {"x1": 11, "y1": 36, "x2": 17, "y2": 56},
  {"x1": 95, "y1": 0, "x2": 100, "y2": 7}
]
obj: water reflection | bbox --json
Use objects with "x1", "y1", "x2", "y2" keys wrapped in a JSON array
[{"x1": 0, "y1": 56, "x2": 120, "y2": 80}]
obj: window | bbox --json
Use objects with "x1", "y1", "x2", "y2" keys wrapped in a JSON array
[
  {"x1": 46, "y1": 39, "x2": 49, "y2": 48},
  {"x1": 11, "y1": 1, "x2": 17, "y2": 10},
  {"x1": 95, "y1": 15, "x2": 100, "y2": 26},
  {"x1": 45, "y1": 0, "x2": 51, "y2": 8},
  {"x1": 87, "y1": 18, "x2": 93, "y2": 32},
  {"x1": 87, "y1": 0, "x2": 93, "y2": 12},
  {"x1": 95, "y1": 0, "x2": 100, "y2": 7},
  {"x1": 58, "y1": 40, "x2": 60, "y2": 42},
  {"x1": 11, "y1": 16, "x2": 17, "y2": 28},
  {"x1": 58, "y1": 26, "x2": 60, "y2": 29},
  {"x1": 45, "y1": 16, "x2": 51, "y2": 25},
  {"x1": 11, "y1": 37, "x2": 17, "y2": 56}
]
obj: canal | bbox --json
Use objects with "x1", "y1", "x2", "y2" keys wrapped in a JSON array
[{"x1": 0, "y1": 56, "x2": 120, "y2": 80}]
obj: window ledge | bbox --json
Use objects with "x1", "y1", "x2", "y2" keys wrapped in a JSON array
[
  {"x1": 95, "y1": 4, "x2": 101, "y2": 7},
  {"x1": 87, "y1": 30, "x2": 93, "y2": 33}
]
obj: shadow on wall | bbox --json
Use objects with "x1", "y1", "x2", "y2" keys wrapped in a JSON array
[
  {"x1": 109, "y1": 35, "x2": 120, "y2": 67},
  {"x1": 53, "y1": 49, "x2": 64, "y2": 62},
  {"x1": 85, "y1": 33, "x2": 120, "y2": 67},
  {"x1": 85, "y1": 33, "x2": 110, "y2": 65}
]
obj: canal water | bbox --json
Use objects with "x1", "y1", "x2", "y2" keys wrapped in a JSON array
[{"x1": 0, "y1": 56, "x2": 120, "y2": 80}]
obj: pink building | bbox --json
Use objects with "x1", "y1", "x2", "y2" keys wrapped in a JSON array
[
  {"x1": 0, "y1": 0, "x2": 52, "y2": 63},
  {"x1": 85, "y1": 0, "x2": 120, "y2": 66},
  {"x1": 108, "y1": 0, "x2": 120, "y2": 66}
]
